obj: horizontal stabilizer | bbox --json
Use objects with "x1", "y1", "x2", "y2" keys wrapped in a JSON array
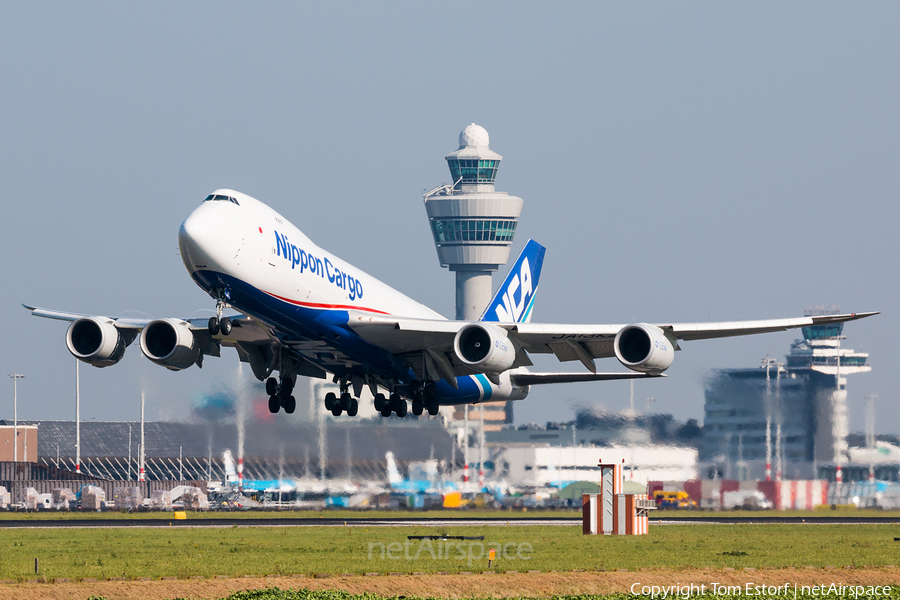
[{"x1": 509, "y1": 372, "x2": 665, "y2": 386}]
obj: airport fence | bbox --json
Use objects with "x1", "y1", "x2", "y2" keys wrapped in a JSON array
[{"x1": 0, "y1": 479, "x2": 208, "y2": 509}]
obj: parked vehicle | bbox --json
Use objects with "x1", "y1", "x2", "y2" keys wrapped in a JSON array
[
  {"x1": 722, "y1": 490, "x2": 774, "y2": 510},
  {"x1": 653, "y1": 490, "x2": 697, "y2": 509}
]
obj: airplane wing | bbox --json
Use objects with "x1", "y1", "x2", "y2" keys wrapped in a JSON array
[
  {"x1": 23, "y1": 304, "x2": 154, "y2": 329},
  {"x1": 23, "y1": 303, "x2": 284, "y2": 375},
  {"x1": 23, "y1": 303, "x2": 270, "y2": 340},
  {"x1": 28, "y1": 298, "x2": 876, "y2": 385},
  {"x1": 348, "y1": 311, "x2": 878, "y2": 374},
  {"x1": 509, "y1": 311, "x2": 879, "y2": 359}
]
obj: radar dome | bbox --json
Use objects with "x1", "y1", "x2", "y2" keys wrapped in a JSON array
[{"x1": 459, "y1": 123, "x2": 490, "y2": 149}]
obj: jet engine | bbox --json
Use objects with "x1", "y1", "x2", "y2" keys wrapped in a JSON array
[
  {"x1": 139, "y1": 318, "x2": 200, "y2": 371},
  {"x1": 453, "y1": 323, "x2": 516, "y2": 373},
  {"x1": 66, "y1": 317, "x2": 133, "y2": 367},
  {"x1": 614, "y1": 323, "x2": 676, "y2": 374}
]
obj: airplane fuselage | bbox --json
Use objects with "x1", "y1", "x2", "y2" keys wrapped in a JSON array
[{"x1": 178, "y1": 189, "x2": 528, "y2": 405}]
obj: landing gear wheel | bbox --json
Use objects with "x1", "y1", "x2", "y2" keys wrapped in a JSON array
[
  {"x1": 347, "y1": 398, "x2": 359, "y2": 417},
  {"x1": 208, "y1": 317, "x2": 219, "y2": 335},
  {"x1": 283, "y1": 395, "x2": 296, "y2": 414},
  {"x1": 268, "y1": 395, "x2": 280, "y2": 414},
  {"x1": 424, "y1": 381, "x2": 439, "y2": 416},
  {"x1": 374, "y1": 393, "x2": 386, "y2": 412},
  {"x1": 386, "y1": 393, "x2": 402, "y2": 418},
  {"x1": 324, "y1": 392, "x2": 337, "y2": 411},
  {"x1": 266, "y1": 378, "x2": 278, "y2": 397},
  {"x1": 393, "y1": 394, "x2": 408, "y2": 418},
  {"x1": 220, "y1": 317, "x2": 232, "y2": 335},
  {"x1": 331, "y1": 404, "x2": 342, "y2": 417},
  {"x1": 280, "y1": 378, "x2": 294, "y2": 399},
  {"x1": 427, "y1": 399, "x2": 439, "y2": 416},
  {"x1": 412, "y1": 396, "x2": 424, "y2": 416},
  {"x1": 340, "y1": 393, "x2": 352, "y2": 412}
]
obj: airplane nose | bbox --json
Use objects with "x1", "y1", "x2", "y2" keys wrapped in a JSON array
[{"x1": 179, "y1": 211, "x2": 208, "y2": 250}]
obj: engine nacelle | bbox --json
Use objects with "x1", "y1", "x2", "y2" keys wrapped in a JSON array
[
  {"x1": 139, "y1": 318, "x2": 200, "y2": 371},
  {"x1": 614, "y1": 323, "x2": 676, "y2": 374},
  {"x1": 66, "y1": 317, "x2": 130, "y2": 367},
  {"x1": 453, "y1": 323, "x2": 517, "y2": 373}
]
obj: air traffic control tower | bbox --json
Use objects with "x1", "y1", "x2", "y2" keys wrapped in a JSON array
[{"x1": 423, "y1": 124, "x2": 524, "y2": 321}]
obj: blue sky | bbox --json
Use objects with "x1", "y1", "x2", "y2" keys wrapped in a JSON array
[{"x1": 1, "y1": 3, "x2": 895, "y2": 432}]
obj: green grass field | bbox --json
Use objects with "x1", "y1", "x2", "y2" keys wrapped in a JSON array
[{"x1": 2, "y1": 523, "x2": 900, "y2": 582}]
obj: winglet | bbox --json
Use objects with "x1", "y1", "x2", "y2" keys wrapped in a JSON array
[
  {"x1": 810, "y1": 311, "x2": 880, "y2": 325},
  {"x1": 480, "y1": 239, "x2": 546, "y2": 323}
]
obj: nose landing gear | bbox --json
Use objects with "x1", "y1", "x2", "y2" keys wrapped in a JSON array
[{"x1": 207, "y1": 294, "x2": 232, "y2": 335}]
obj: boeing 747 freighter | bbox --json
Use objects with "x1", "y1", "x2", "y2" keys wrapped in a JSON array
[{"x1": 25, "y1": 189, "x2": 876, "y2": 417}]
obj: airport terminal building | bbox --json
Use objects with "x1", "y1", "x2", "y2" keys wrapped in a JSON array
[{"x1": 700, "y1": 309, "x2": 871, "y2": 481}]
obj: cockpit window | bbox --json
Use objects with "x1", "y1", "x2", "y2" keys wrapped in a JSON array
[{"x1": 203, "y1": 194, "x2": 240, "y2": 206}]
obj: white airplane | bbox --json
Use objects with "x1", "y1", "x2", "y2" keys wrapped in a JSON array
[{"x1": 25, "y1": 189, "x2": 876, "y2": 418}]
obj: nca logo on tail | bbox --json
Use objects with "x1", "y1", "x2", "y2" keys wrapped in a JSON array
[
  {"x1": 494, "y1": 257, "x2": 532, "y2": 322},
  {"x1": 482, "y1": 240, "x2": 546, "y2": 325}
]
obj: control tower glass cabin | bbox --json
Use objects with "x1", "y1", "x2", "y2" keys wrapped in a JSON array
[{"x1": 423, "y1": 124, "x2": 524, "y2": 321}]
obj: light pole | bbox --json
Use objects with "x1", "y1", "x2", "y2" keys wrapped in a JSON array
[
  {"x1": 629, "y1": 379, "x2": 635, "y2": 415},
  {"x1": 75, "y1": 360, "x2": 81, "y2": 474},
  {"x1": 762, "y1": 357, "x2": 776, "y2": 482},
  {"x1": 139, "y1": 392, "x2": 145, "y2": 482},
  {"x1": 834, "y1": 335, "x2": 845, "y2": 488},
  {"x1": 866, "y1": 394, "x2": 878, "y2": 482},
  {"x1": 128, "y1": 424, "x2": 132, "y2": 481},
  {"x1": 478, "y1": 406, "x2": 485, "y2": 489},
  {"x1": 8, "y1": 373, "x2": 24, "y2": 463},
  {"x1": 463, "y1": 404, "x2": 470, "y2": 487}
]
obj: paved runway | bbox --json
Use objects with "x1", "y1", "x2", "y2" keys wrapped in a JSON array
[{"x1": 0, "y1": 515, "x2": 897, "y2": 528}]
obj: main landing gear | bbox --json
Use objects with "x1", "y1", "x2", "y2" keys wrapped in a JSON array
[
  {"x1": 375, "y1": 383, "x2": 439, "y2": 418},
  {"x1": 316, "y1": 380, "x2": 441, "y2": 418},
  {"x1": 266, "y1": 377, "x2": 296, "y2": 414},
  {"x1": 374, "y1": 392, "x2": 407, "y2": 418},
  {"x1": 324, "y1": 380, "x2": 359, "y2": 417},
  {"x1": 207, "y1": 296, "x2": 232, "y2": 335},
  {"x1": 410, "y1": 382, "x2": 440, "y2": 416}
]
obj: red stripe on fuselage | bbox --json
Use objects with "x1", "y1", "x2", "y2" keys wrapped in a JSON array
[{"x1": 264, "y1": 291, "x2": 392, "y2": 315}]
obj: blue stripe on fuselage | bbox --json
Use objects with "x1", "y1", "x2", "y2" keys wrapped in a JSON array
[
  {"x1": 473, "y1": 374, "x2": 493, "y2": 401},
  {"x1": 190, "y1": 270, "x2": 410, "y2": 380},
  {"x1": 433, "y1": 376, "x2": 483, "y2": 405}
]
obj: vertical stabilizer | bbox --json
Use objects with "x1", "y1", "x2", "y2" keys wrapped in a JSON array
[
  {"x1": 385, "y1": 451, "x2": 404, "y2": 486},
  {"x1": 222, "y1": 449, "x2": 237, "y2": 484},
  {"x1": 480, "y1": 239, "x2": 546, "y2": 323}
]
